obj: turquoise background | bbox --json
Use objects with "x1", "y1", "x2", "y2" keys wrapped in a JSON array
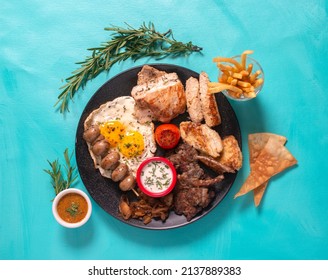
[{"x1": 1, "y1": 0, "x2": 327, "y2": 260}]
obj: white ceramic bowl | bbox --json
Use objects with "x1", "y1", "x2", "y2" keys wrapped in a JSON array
[{"x1": 52, "y1": 188, "x2": 92, "y2": 228}]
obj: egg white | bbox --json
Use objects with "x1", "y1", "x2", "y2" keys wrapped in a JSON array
[{"x1": 84, "y1": 96, "x2": 156, "y2": 178}]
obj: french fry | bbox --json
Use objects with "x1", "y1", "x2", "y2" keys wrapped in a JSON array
[
  {"x1": 240, "y1": 70, "x2": 249, "y2": 77},
  {"x1": 253, "y1": 78, "x2": 264, "y2": 88},
  {"x1": 225, "y1": 89, "x2": 240, "y2": 99},
  {"x1": 237, "y1": 81, "x2": 251, "y2": 88},
  {"x1": 244, "y1": 91, "x2": 256, "y2": 98},
  {"x1": 208, "y1": 82, "x2": 243, "y2": 94},
  {"x1": 219, "y1": 73, "x2": 229, "y2": 83},
  {"x1": 247, "y1": 63, "x2": 253, "y2": 74},
  {"x1": 249, "y1": 70, "x2": 262, "y2": 83},
  {"x1": 211, "y1": 50, "x2": 263, "y2": 99},
  {"x1": 232, "y1": 72, "x2": 243, "y2": 79},
  {"x1": 255, "y1": 70, "x2": 262, "y2": 76},
  {"x1": 217, "y1": 63, "x2": 234, "y2": 72},
  {"x1": 241, "y1": 50, "x2": 254, "y2": 69},
  {"x1": 242, "y1": 86, "x2": 255, "y2": 93},
  {"x1": 213, "y1": 57, "x2": 243, "y2": 71},
  {"x1": 227, "y1": 76, "x2": 233, "y2": 84}
]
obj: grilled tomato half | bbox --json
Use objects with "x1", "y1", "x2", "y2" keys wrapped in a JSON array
[{"x1": 155, "y1": 124, "x2": 180, "y2": 149}]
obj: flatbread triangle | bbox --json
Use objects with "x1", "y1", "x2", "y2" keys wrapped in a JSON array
[
  {"x1": 248, "y1": 133, "x2": 287, "y2": 206},
  {"x1": 234, "y1": 135, "x2": 297, "y2": 199}
]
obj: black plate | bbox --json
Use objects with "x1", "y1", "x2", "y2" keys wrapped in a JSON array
[{"x1": 75, "y1": 63, "x2": 241, "y2": 230}]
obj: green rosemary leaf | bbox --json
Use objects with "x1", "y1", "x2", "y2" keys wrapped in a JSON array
[
  {"x1": 56, "y1": 22, "x2": 202, "y2": 113},
  {"x1": 44, "y1": 148, "x2": 78, "y2": 198}
]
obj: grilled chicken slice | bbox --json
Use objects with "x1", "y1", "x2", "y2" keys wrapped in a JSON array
[
  {"x1": 179, "y1": 121, "x2": 223, "y2": 158},
  {"x1": 137, "y1": 65, "x2": 166, "y2": 85},
  {"x1": 131, "y1": 69, "x2": 186, "y2": 123},
  {"x1": 185, "y1": 77, "x2": 203, "y2": 123},
  {"x1": 199, "y1": 72, "x2": 221, "y2": 127}
]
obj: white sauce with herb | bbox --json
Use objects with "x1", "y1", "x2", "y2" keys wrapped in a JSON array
[{"x1": 140, "y1": 160, "x2": 173, "y2": 193}]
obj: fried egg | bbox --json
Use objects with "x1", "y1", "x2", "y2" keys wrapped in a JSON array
[{"x1": 84, "y1": 96, "x2": 156, "y2": 178}]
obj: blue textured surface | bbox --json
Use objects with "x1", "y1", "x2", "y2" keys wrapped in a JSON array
[{"x1": 1, "y1": 0, "x2": 327, "y2": 260}]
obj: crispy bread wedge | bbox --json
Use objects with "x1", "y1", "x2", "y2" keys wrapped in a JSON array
[{"x1": 217, "y1": 135, "x2": 243, "y2": 171}]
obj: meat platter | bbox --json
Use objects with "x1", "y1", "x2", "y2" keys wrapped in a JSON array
[{"x1": 75, "y1": 63, "x2": 241, "y2": 230}]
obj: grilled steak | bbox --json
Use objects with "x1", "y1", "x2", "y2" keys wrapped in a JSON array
[
  {"x1": 167, "y1": 143, "x2": 224, "y2": 221},
  {"x1": 174, "y1": 187, "x2": 215, "y2": 221}
]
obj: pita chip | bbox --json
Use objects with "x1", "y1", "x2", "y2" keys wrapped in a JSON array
[
  {"x1": 234, "y1": 136, "x2": 297, "y2": 199},
  {"x1": 248, "y1": 133, "x2": 287, "y2": 166},
  {"x1": 253, "y1": 182, "x2": 269, "y2": 206},
  {"x1": 248, "y1": 133, "x2": 287, "y2": 206}
]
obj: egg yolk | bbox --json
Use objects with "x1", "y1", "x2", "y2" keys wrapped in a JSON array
[
  {"x1": 99, "y1": 121, "x2": 145, "y2": 158},
  {"x1": 99, "y1": 121, "x2": 125, "y2": 147},
  {"x1": 118, "y1": 131, "x2": 145, "y2": 158}
]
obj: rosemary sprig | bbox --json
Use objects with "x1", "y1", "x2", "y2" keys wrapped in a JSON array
[
  {"x1": 44, "y1": 148, "x2": 78, "y2": 198},
  {"x1": 55, "y1": 22, "x2": 202, "y2": 113}
]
